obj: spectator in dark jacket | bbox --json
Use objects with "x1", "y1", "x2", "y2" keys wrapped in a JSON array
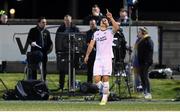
[
  {"x1": 55, "y1": 14, "x2": 79, "y2": 90},
  {"x1": 56, "y1": 15, "x2": 79, "y2": 33},
  {"x1": 27, "y1": 17, "x2": 53, "y2": 81},
  {"x1": 136, "y1": 27, "x2": 154, "y2": 99}
]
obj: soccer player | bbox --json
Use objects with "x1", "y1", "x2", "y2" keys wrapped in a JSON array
[{"x1": 84, "y1": 9, "x2": 119, "y2": 105}]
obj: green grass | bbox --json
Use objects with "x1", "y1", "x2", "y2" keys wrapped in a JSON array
[
  {"x1": 0, "y1": 101, "x2": 180, "y2": 111},
  {"x1": 0, "y1": 73, "x2": 180, "y2": 111},
  {"x1": 151, "y1": 79, "x2": 180, "y2": 99}
]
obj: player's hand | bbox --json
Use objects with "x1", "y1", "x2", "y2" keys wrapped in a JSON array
[
  {"x1": 106, "y1": 9, "x2": 113, "y2": 19},
  {"x1": 84, "y1": 56, "x2": 89, "y2": 64}
]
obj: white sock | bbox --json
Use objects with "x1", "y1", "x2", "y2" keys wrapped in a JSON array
[
  {"x1": 102, "y1": 81, "x2": 109, "y2": 101},
  {"x1": 102, "y1": 81, "x2": 109, "y2": 94},
  {"x1": 96, "y1": 81, "x2": 103, "y2": 93},
  {"x1": 102, "y1": 94, "x2": 108, "y2": 101}
]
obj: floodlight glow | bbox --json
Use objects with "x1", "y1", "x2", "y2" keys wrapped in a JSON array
[{"x1": 10, "y1": 8, "x2": 15, "y2": 15}]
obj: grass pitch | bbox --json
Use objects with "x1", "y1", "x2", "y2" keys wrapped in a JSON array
[
  {"x1": 0, "y1": 73, "x2": 180, "y2": 111},
  {"x1": 0, "y1": 100, "x2": 180, "y2": 111}
]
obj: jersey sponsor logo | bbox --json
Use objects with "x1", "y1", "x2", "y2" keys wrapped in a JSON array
[{"x1": 96, "y1": 36, "x2": 107, "y2": 41}]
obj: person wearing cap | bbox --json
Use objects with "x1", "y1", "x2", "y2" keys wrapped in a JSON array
[
  {"x1": 84, "y1": 10, "x2": 119, "y2": 105},
  {"x1": 135, "y1": 27, "x2": 154, "y2": 99}
]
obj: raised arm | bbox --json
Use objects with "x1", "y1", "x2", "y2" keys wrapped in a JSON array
[{"x1": 106, "y1": 9, "x2": 119, "y2": 32}]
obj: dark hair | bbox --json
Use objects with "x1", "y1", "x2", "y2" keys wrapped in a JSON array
[
  {"x1": 89, "y1": 19, "x2": 96, "y2": 22},
  {"x1": 120, "y1": 8, "x2": 127, "y2": 13},
  {"x1": 100, "y1": 16, "x2": 108, "y2": 21},
  {"x1": 64, "y1": 14, "x2": 72, "y2": 19},
  {"x1": 37, "y1": 16, "x2": 46, "y2": 23},
  {"x1": 92, "y1": 4, "x2": 99, "y2": 8}
]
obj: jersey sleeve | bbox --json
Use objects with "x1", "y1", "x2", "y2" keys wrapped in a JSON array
[{"x1": 92, "y1": 32, "x2": 96, "y2": 41}]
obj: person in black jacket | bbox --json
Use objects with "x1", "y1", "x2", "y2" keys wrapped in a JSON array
[
  {"x1": 136, "y1": 27, "x2": 154, "y2": 99},
  {"x1": 85, "y1": 19, "x2": 98, "y2": 83},
  {"x1": 27, "y1": 17, "x2": 53, "y2": 81},
  {"x1": 55, "y1": 14, "x2": 79, "y2": 90},
  {"x1": 56, "y1": 15, "x2": 79, "y2": 33}
]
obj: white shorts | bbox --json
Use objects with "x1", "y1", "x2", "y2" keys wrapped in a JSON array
[{"x1": 93, "y1": 58, "x2": 112, "y2": 76}]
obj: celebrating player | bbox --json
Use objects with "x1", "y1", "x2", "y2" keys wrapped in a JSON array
[{"x1": 84, "y1": 9, "x2": 119, "y2": 105}]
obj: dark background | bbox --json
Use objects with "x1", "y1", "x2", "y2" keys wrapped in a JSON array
[{"x1": 0, "y1": 0, "x2": 180, "y2": 21}]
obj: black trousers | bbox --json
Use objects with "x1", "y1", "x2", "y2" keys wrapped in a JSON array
[
  {"x1": 87, "y1": 51, "x2": 95, "y2": 83},
  {"x1": 56, "y1": 53, "x2": 70, "y2": 89},
  {"x1": 56, "y1": 52, "x2": 81, "y2": 89},
  {"x1": 139, "y1": 64, "x2": 151, "y2": 94}
]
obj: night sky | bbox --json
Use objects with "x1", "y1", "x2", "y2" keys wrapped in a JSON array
[{"x1": 0, "y1": 0, "x2": 180, "y2": 21}]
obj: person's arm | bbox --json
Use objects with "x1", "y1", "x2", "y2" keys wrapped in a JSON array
[
  {"x1": 146, "y1": 37, "x2": 154, "y2": 65},
  {"x1": 106, "y1": 10, "x2": 119, "y2": 32},
  {"x1": 27, "y1": 28, "x2": 36, "y2": 46},
  {"x1": 84, "y1": 39, "x2": 95, "y2": 64},
  {"x1": 75, "y1": 26, "x2": 80, "y2": 32},
  {"x1": 47, "y1": 30, "x2": 53, "y2": 54}
]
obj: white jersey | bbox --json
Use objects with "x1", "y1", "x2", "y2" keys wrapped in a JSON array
[{"x1": 93, "y1": 29, "x2": 114, "y2": 60}]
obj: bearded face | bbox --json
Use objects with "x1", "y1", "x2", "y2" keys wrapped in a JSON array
[{"x1": 100, "y1": 18, "x2": 109, "y2": 28}]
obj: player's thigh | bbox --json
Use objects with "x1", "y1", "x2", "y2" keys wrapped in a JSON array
[{"x1": 93, "y1": 60, "x2": 102, "y2": 76}]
